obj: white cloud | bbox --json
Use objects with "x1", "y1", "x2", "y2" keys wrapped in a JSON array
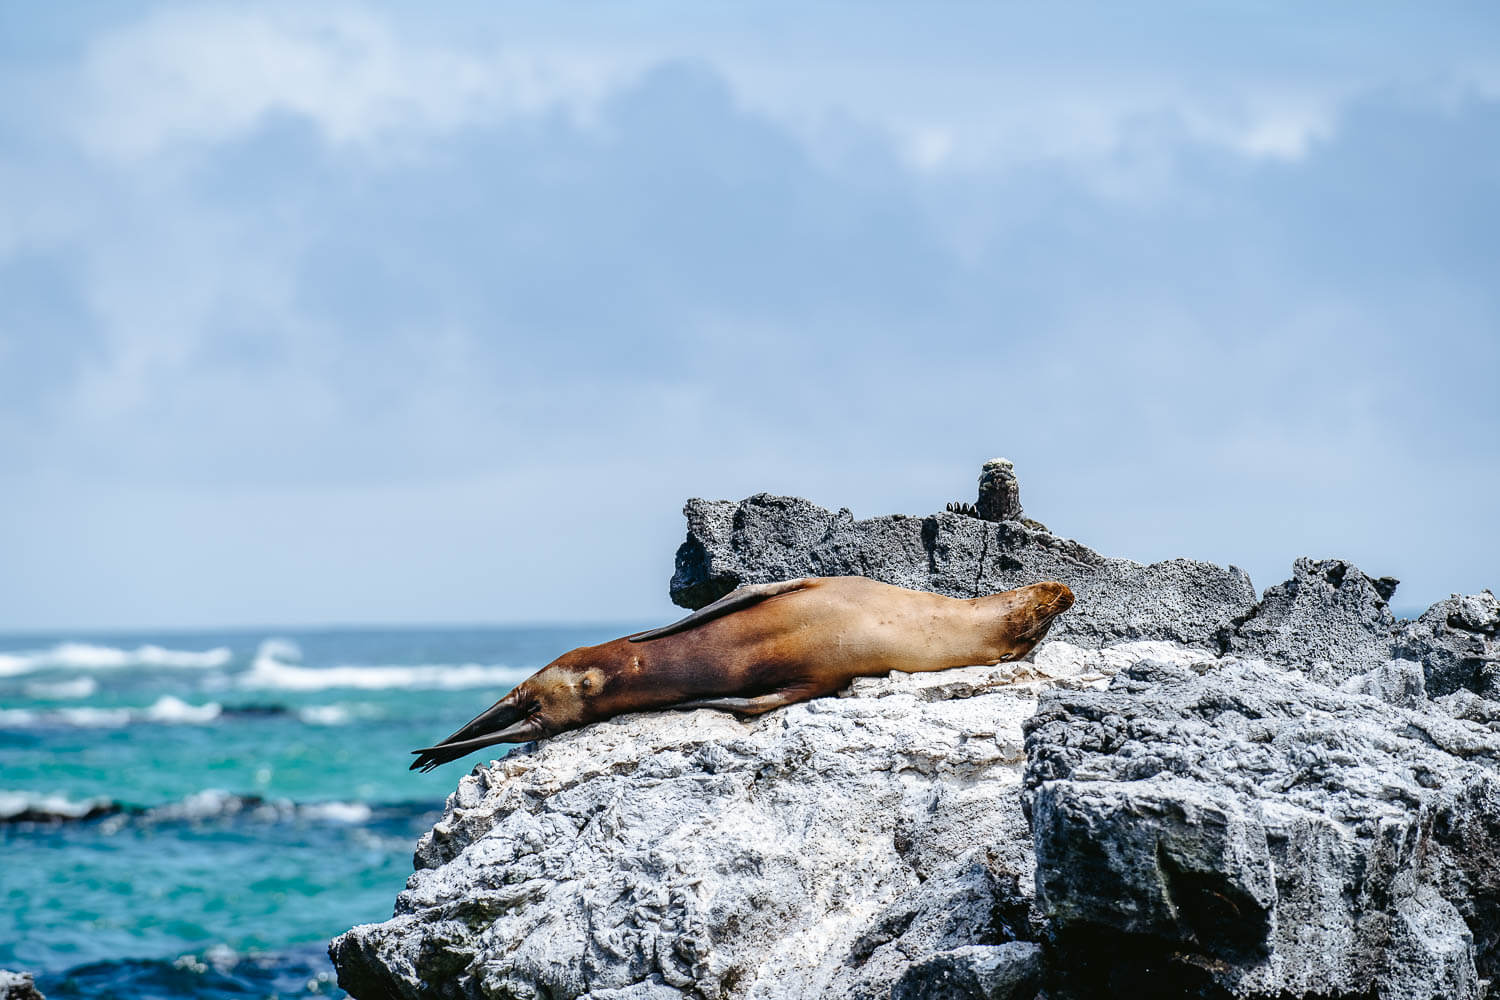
[
  {"x1": 62, "y1": 3, "x2": 1500, "y2": 180},
  {"x1": 73, "y1": 5, "x2": 638, "y2": 161},
  {"x1": 900, "y1": 125, "x2": 956, "y2": 171},
  {"x1": 60, "y1": 4, "x2": 1390, "y2": 174}
]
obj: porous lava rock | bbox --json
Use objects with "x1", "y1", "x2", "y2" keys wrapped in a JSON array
[
  {"x1": 1024, "y1": 655, "x2": 1500, "y2": 999},
  {"x1": 330, "y1": 644, "x2": 1164, "y2": 1000}
]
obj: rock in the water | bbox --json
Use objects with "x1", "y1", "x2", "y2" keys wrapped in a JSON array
[
  {"x1": 890, "y1": 942, "x2": 1043, "y2": 1000},
  {"x1": 1024, "y1": 654, "x2": 1500, "y2": 999},
  {"x1": 330, "y1": 643, "x2": 1164, "y2": 1000},
  {"x1": 0, "y1": 971, "x2": 44, "y2": 1000},
  {"x1": 668, "y1": 493, "x2": 1258, "y2": 654}
]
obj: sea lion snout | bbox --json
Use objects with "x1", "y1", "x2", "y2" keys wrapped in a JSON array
[
  {"x1": 408, "y1": 676, "x2": 559, "y2": 771},
  {"x1": 1010, "y1": 580, "x2": 1074, "y2": 642},
  {"x1": 1037, "y1": 581, "x2": 1074, "y2": 617}
]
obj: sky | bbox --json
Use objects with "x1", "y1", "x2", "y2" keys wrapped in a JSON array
[{"x1": 1, "y1": 3, "x2": 1497, "y2": 631}]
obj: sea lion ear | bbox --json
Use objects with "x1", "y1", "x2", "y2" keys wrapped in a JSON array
[{"x1": 628, "y1": 578, "x2": 813, "y2": 643}]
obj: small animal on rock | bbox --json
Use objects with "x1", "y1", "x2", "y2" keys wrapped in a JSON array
[{"x1": 410, "y1": 575, "x2": 1074, "y2": 771}]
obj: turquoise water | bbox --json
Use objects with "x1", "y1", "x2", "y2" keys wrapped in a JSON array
[{"x1": 0, "y1": 625, "x2": 631, "y2": 998}]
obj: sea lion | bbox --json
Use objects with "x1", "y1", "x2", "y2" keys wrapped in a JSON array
[{"x1": 410, "y1": 576, "x2": 1074, "y2": 772}]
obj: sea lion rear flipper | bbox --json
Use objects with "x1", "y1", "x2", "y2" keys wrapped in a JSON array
[{"x1": 628, "y1": 579, "x2": 812, "y2": 643}]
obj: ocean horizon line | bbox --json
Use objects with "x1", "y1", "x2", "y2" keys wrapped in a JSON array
[{"x1": 0, "y1": 617, "x2": 664, "y2": 641}]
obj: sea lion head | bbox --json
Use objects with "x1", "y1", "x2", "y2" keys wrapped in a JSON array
[
  {"x1": 408, "y1": 650, "x2": 620, "y2": 770},
  {"x1": 990, "y1": 580, "x2": 1074, "y2": 661},
  {"x1": 451, "y1": 652, "x2": 611, "y2": 746}
]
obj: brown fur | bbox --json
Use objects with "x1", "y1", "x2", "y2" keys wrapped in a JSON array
[{"x1": 411, "y1": 577, "x2": 1073, "y2": 771}]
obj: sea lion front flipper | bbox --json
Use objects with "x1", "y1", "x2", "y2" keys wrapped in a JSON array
[
  {"x1": 668, "y1": 686, "x2": 813, "y2": 715},
  {"x1": 628, "y1": 578, "x2": 812, "y2": 643}
]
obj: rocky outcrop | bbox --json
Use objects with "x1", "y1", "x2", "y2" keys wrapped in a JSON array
[
  {"x1": 669, "y1": 464, "x2": 1496, "y2": 698},
  {"x1": 334, "y1": 462, "x2": 1500, "y2": 1000},
  {"x1": 1025, "y1": 655, "x2": 1500, "y2": 998},
  {"x1": 0, "y1": 971, "x2": 44, "y2": 1000},
  {"x1": 331, "y1": 644, "x2": 1182, "y2": 1000},
  {"x1": 890, "y1": 942, "x2": 1042, "y2": 1000},
  {"x1": 1227, "y1": 556, "x2": 1402, "y2": 685},
  {"x1": 668, "y1": 493, "x2": 1259, "y2": 654},
  {"x1": 1397, "y1": 591, "x2": 1500, "y2": 699}
]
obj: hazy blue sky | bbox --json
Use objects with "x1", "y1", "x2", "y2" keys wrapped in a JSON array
[{"x1": 2, "y1": 4, "x2": 1497, "y2": 630}]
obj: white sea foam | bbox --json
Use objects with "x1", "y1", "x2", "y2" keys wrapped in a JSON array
[
  {"x1": 242, "y1": 659, "x2": 530, "y2": 691},
  {"x1": 253, "y1": 638, "x2": 302, "y2": 665},
  {"x1": 0, "y1": 790, "x2": 115, "y2": 820},
  {"x1": 53, "y1": 706, "x2": 133, "y2": 727},
  {"x1": 143, "y1": 695, "x2": 222, "y2": 724},
  {"x1": 241, "y1": 638, "x2": 528, "y2": 691},
  {"x1": 298, "y1": 704, "x2": 352, "y2": 726},
  {"x1": 163, "y1": 789, "x2": 243, "y2": 819},
  {"x1": 0, "y1": 642, "x2": 232, "y2": 677},
  {"x1": 0, "y1": 697, "x2": 222, "y2": 729},
  {"x1": 140, "y1": 790, "x2": 377, "y2": 825},
  {"x1": 23, "y1": 676, "x2": 99, "y2": 699},
  {"x1": 2, "y1": 788, "x2": 389, "y2": 827},
  {"x1": 299, "y1": 801, "x2": 373, "y2": 823}
]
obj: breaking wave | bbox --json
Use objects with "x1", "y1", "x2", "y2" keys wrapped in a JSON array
[
  {"x1": 23, "y1": 677, "x2": 99, "y2": 699},
  {"x1": 0, "y1": 696, "x2": 377, "y2": 730},
  {"x1": 0, "y1": 790, "x2": 120, "y2": 823},
  {"x1": 296, "y1": 704, "x2": 352, "y2": 725},
  {"x1": 130, "y1": 789, "x2": 376, "y2": 825},
  {"x1": 0, "y1": 696, "x2": 223, "y2": 730},
  {"x1": 35, "y1": 942, "x2": 339, "y2": 1000},
  {"x1": 239, "y1": 638, "x2": 530, "y2": 691},
  {"x1": 2, "y1": 788, "x2": 430, "y2": 828},
  {"x1": 0, "y1": 642, "x2": 233, "y2": 677}
]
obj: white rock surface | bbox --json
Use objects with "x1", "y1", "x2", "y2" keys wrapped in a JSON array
[{"x1": 332, "y1": 641, "x2": 1201, "y2": 1000}]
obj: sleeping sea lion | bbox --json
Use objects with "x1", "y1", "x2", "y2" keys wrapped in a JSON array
[{"x1": 410, "y1": 575, "x2": 1073, "y2": 772}]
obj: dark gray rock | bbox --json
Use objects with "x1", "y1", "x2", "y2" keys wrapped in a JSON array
[
  {"x1": 1228, "y1": 557, "x2": 1401, "y2": 684},
  {"x1": 1438, "y1": 689, "x2": 1500, "y2": 731},
  {"x1": 890, "y1": 942, "x2": 1043, "y2": 1000},
  {"x1": 669, "y1": 493, "x2": 1258, "y2": 654},
  {"x1": 1396, "y1": 591, "x2": 1500, "y2": 699},
  {"x1": 669, "y1": 467, "x2": 1500, "y2": 703},
  {"x1": 0, "y1": 971, "x2": 44, "y2": 1000},
  {"x1": 1023, "y1": 656, "x2": 1500, "y2": 999},
  {"x1": 1339, "y1": 657, "x2": 1429, "y2": 709},
  {"x1": 976, "y1": 458, "x2": 1025, "y2": 524},
  {"x1": 579, "y1": 978, "x2": 686, "y2": 1000},
  {"x1": 829, "y1": 849, "x2": 1037, "y2": 1000}
]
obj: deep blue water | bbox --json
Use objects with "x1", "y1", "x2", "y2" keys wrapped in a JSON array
[{"x1": 0, "y1": 624, "x2": 632, "y2": 999}]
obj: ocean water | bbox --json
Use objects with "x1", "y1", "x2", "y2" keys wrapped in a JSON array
[{"x1": 0, "y1": 624, "x2": 631, "y2": 999}]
